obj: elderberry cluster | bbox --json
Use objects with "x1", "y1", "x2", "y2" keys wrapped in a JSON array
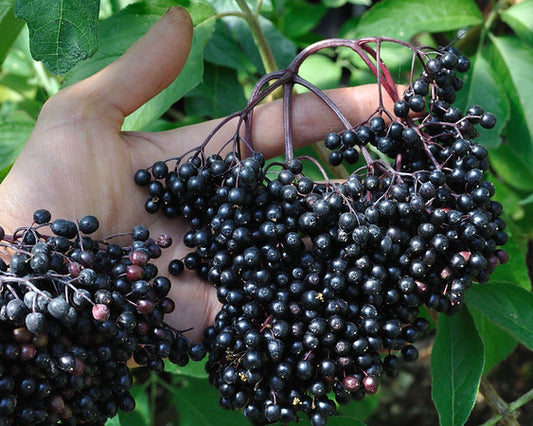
[
  {"x1": 134, "y1": 40, "x2": 508, "y2": 425},
  {"x1": 0, "y1": 210, "x2": 203, "y2": 425}
]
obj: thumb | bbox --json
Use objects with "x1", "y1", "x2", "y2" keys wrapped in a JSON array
[{"x1": 42, "y1": 7, "x2": 193, "y2": 126}]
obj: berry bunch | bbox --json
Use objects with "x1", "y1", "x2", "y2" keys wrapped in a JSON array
[
  {"x1": 0, "y1": 210, "x2": 202, "y2": 425},
  {"x1": 135, "y1": 39, "x2": 508, "y2": 425}
]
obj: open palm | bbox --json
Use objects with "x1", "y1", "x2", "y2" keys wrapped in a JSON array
[{"x1": 0, "y1": 7, "x2": 395, "y2": 341}]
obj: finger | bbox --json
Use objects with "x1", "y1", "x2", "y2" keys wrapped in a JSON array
[
  {"x1": 133, "y1": 83, "x2": 401, "y2": 165},
  {"x1": 251, "y1": 84, "x2": 399, "y2": 158},
  {"x1": 47, "y1": 7, "x2": 193, "y2": 125}
]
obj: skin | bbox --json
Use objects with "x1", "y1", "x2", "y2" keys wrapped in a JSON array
[{"x1": 0, "y1": 7, "x2": 399, "y2": 342}]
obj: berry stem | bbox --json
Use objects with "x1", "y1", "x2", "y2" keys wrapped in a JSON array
[
  {"x1": 293, "y1": 75, "x2": 351, "y2": 129},
  {"x1": 283, "y1": 81, "x2": 295, "y2": 162},
  {"x1": 359, "y1": 40, "x2": 399, "y2": 102}
]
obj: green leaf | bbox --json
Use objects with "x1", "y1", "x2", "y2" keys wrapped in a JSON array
[
  {"x1": 431, "y1": 307, "x2": 484, "y2": 426},
  {"x1": 490, "y1": 177, "x2": 525, "y2": 222},
  {"x1": 469, "y1": 305, "x2": 517, "y2": 374},
  {"x1": 209, "y1": 1, "x2": 296, "y2": 72},
  {"x1": 185, "y1": 63, "x2": 247, "y2": 118},
  {"x1": 117, "y1": 384, "x2": 150, "y2": 426},
  {"x1": 490, "y1": 35, "x2": 533, "y2": 140},
  {"x1": 457, "y1": 54, "x2": 509, "y2": 149},
  {"x1": 294, "y1": 54, "x2": 342, "y2": 94},
  {"x1": 488, "y1": 35, "x2": 533, "y2": 191},
  {"x1": 171, "y1": 376, "x2": 250, "y2": 426},
  {"x1": 519, "y1": 192, "x2": 533, "y2": 206},
  {"x1": 465, "y1": 281, "x2": 533, "y2": 351},
  {"x1": 0, "y1": 163, "x2": 12, "y2": 184},
  {"x1": 1, "y1": 27, "x2": 36, "y2": 79},
  {"x1": 487, "y1": 218, "x2": 531, "y2": 290},
  {"x1": 64, "y1": 4, "x2": 165, "y2": 85},
  {"x1": 164, "y1": 357, "x2": 208, "y2": 379},
  {"x1": 0, "y1": 3, "x2": 25, "y2": 68},
  {"x1": 204, "y1": 19, "x2": 247, "y2": 70},
  {"x1": 0, "y1": 121, "x2": 34, "y2": 170},
  {"x1": 490, "y1": 144, "x2": 533, "y2": 192},
  {"x1": 280, "y1": 1, "x2": 327, "y2": 39},
  {"x1": 14, "y1": 0, "x2": 100, "y2": 75},
  {"x1": 500, "y1": 0, "x2": 533, "y2": 46},
  {"x1": 346, "y1": 0, "x2": 482, "y2": 41}
]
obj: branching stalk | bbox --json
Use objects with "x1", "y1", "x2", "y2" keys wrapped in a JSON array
[{"x1": 479, "y1": 376, "x2": 521, "y2": 426}]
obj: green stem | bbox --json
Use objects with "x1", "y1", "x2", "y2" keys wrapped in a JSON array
[
  {"x1": 253, "y1": 0, "x2": 264, "y2": 16},
  {"x1": 234, "y1": 0, "x2": 278, "y2": 75},
  {"x1": 479, "y1": 381, "x2": 533, "y2": 426},
  {"x1": 210, "y1": 11, "x2": 246, "y2": 21}
]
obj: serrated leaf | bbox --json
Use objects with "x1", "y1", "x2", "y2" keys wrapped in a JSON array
[
  {"x1": 204, "y1": 19, "x2": 247, "y2": 70},
  {"x1": 465, "y1": 281, "x2": 533, "y2": 350},
  {"x1": 457, "y1": 54, "x2": 509, "y2": 149},
  {"x1": 236, "y1": 14, "x2": 296, "y2": 72},
  {"x1": 346, "y1": 0, "x2": 482, "y2": 40},
  {"x1": 185, "y1": 63, "x2": 247, "y2": 118},
  {"x1": 208, "y1": 0, "x2": 296, "y2": 72},
  {"x1": 0, "y1": 3, "x2": 25, "y2": 68},
  {"x1": 64, "y1": 3, "x2": 169, "y2": 85},
  {"x1": 500, "y1": 0, "x2": 533, "y2": 46},
  {"x1": 171, "y1": 376, "x2": 250, "y2": 426},
  {"x1": 431, "y1": 307, "x2": 484, "y2": 426},
  {"x1": 469, "y1": 305, "x2": 517, "y2": 374},
  {"x1": 164, "y1": 357, "x2": 208, "y2": 379},
  {"x1": 14, "y1": 0, "x2": 100, "y2": 75}
]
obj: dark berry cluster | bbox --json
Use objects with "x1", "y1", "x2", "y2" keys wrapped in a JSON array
[
  {"x1": 134, "y1": 40, "x2": 508, "y2": 425},
  {"x1": 0, "y1": 210, "x2": 203, "y2": 425}
]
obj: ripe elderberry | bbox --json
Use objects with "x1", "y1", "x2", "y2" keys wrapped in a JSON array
[
  {"x1": 0, "y1": 210, "x2": 206, "y2": 424},
  {"x1": 134, "y1": 37, "x2": 508, "y2": 425}
]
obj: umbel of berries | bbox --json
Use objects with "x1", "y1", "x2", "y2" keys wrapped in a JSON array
[
  {"x1": 135, "y1": 37, "x2": 507, "y2": 425},
  {"x1": 0, "y1": 210, "x2": 204, "y2": 425}
]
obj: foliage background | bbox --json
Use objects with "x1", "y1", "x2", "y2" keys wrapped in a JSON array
[{"x1": 0, "y1": 0, "x2": 532, "y2": 424}]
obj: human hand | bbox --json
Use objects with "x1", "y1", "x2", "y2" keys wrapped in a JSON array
[{"x1": 0, "y1": 7, "x2": 397, "y2": 341}]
